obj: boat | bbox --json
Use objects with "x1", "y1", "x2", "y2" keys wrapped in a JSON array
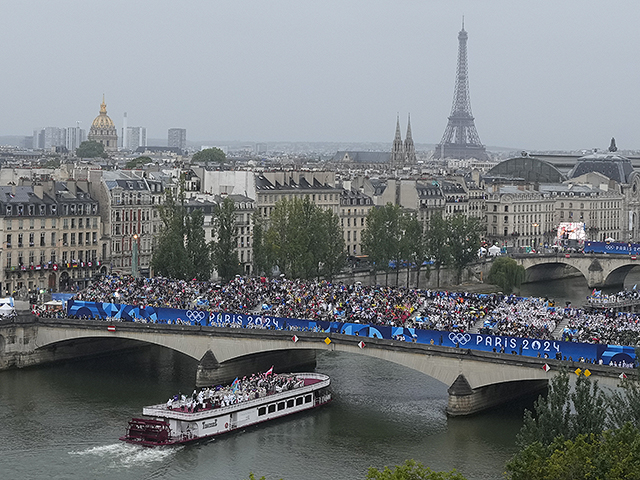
[{"x1": 119, "y1": 372, "x2": 332, "y2": 446}]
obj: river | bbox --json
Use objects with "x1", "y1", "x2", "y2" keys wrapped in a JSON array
[{"x1": 3, "y1": 271, "x2": 639, "y2": 480}]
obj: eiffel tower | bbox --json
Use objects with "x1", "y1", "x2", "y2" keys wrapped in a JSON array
[{"x1": 434, "y1": 20, "x2": 488, "y2": 161}]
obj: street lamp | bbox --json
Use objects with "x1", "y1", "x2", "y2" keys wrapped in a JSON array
[{"x1": 132, "y1": 234, "x2": 139, "y2": 278}]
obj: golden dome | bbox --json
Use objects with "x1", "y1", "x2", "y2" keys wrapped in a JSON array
[{"x1": 91, "y1": 95, "x2": 115, "y2": 129}]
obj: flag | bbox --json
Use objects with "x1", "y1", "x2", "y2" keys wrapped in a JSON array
[
  {"x1": 265, "y1": 366, "x2": 273, "y2": 375},
  {"x1": 231, "y1": 377, "x2": 239, "y2": 388},
  {"x1": 620, "y1": 372, "x2": 628, "y2": 380}
]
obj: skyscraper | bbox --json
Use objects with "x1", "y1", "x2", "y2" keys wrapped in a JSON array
[
  {"x1": 66, "y1": 123, "x2": 86, "y2": 152},
  {"x1": 434, "y1": 21, "x2": 488, "y2": 161},
  {"x1": 125, "y1": 127, "x2": 147, "y2": 150},
  {"x1": 168, "y1": 128, "x2": 187, "y2": 152}
]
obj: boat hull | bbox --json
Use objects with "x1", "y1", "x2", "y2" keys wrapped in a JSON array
[{"x1": 120, "y1": 373, "x2": 331, "y2": 446}]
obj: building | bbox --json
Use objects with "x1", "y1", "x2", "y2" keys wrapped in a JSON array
[
  {"x1": 87, "y1": 170, "x2": 164, "y2": 277},
  {"x1": 87, "y1": 96, "x2": 118, "y2": 152},
  {"x1": 124, "y1": 126, "x2": 147, "y2": 151},
  {"x1": 66, "y1": 124, "x2": 86, "y2": 153},
  {"x1": 168, "y1": 128, "x2": 187, "y2": 152},
  {"x1": 340, "y1": 189, "x2": 373, "y2": 256},
  {"x1": 185, "y1": 193, "x2": 255, "y2": 277},
  {"x1": 0, "y1": 181, "x2": 106, "y2": 295}
]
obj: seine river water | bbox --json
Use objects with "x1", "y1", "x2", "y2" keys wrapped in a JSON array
[{"x1": 2, "y1": 270, "x2": 640, "y2": 480}]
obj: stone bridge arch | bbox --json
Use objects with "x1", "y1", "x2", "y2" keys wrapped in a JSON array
[{"x1": 514, "y1": 254, "x2": 640, "y2": 288}]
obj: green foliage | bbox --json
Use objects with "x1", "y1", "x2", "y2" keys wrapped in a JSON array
[
  {"x1": 424, "y1": 213, "x2": 450, "y2": 288},
  {"x1": 517, "y1": 371, "x2": 607, "y2": 449},
  {"x1": 151, "y1": 180, "x2": 213, "y2": 280},
  {"x1": 125, "y1": 156, "x2": 153, "y2": 169},
  {"x1": 212, "y1": 197, "x2": 241, "y2": 282},
  {"x1": 251, "y1": 212, "x2": 270, "y2": 277},
  {"x1": 446, "y1": 214, "x2": 483, "y2": 284},
  {"x1": 400, "y1": 212, "x2": 426, "y2": 288},
  {"x1": 609, "y1": 378, "x2": 640, "y2": 430},
  {"x1": 44, "y1": 158, "x2": 61, "y2": 168},
  {"x1": 366, "y1": 459, "x2": 468, "y2": 480},
  {"x1": 192, "y1": 147, "x2": 226, "y2": 164},
  {"x1": 260, "y1": 196, "x2": 344, "y2": 279},
  {"x1": 361, "y1": 203, "x2": 403, "y2": 285},
  {"x1": 186, "y1": 208, "x2": 214, "y2": 280},
  {"x1": 76, "y1": 140, "x2": 104, "y2": 158},
  {"x1": 507, "y1": 423, "x2": 640, "y2": 480},
  {"x1": 487, "y1": 257, "x2": 525, "y2": 293}
]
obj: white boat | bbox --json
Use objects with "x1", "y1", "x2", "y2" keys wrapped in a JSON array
[{"x1": 120, "y1": 372, "x2": 331, "y2": 446}]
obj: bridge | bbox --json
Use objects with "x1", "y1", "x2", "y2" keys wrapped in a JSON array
[
  {"x1": 513, "y1": 253, "x2": 640, "y2": 288},
  {"x1": 1, "y1": 315, "x2": 632, "y2": 416}
]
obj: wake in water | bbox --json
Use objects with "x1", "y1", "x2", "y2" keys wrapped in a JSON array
[{"x1": 70, "y1": 442, "x2": 179, "y2": 468}]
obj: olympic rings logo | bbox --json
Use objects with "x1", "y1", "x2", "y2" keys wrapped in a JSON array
[
  {"x1": 448, "y1": 333, "x2": 471, "y2": 345},
  {"x1": 186, "y1": 310, "x2": 207, "y2": 322}
]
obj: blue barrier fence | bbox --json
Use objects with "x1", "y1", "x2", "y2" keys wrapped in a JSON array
[{"x1": 66, "y1": 300, "x2": 636, "y2": 366}]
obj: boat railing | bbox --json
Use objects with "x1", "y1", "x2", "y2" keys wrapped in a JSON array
[{"x1": 143, "y1": 374, "x2": 330, "y2": 421}]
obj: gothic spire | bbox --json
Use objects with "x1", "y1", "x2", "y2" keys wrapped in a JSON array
[
  {"x1": 391, "y1": 114, "x2": 405, "y2": 166},
  {"x1": 404, "y1": 114, "x2": 416, "y2": 164}
]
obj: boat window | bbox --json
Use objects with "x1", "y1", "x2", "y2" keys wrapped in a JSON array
[
  {"x1": 268, "y1": 404, "x2": 276, "y2": 413},
  {"x1": 305, "y1": 395, "x2": 312, "y2": 404},
  {"x1": 296, "y1": 397, "x2": 304, "y2": 406},
  {"x1": 287, "y1": 399, "x2": 294, "y2": 408},
  {"x1": 277, "y1": 402, "x2": 285, "y2": 411},
  {"x1": 258, "y1": 406, "x2": 266, "y2": 416}
]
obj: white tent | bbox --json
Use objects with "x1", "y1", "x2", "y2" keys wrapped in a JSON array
[
  {"x1": 488, "y1": 245, "x2": 501, "y2": 256},
  {"x1": 0, "y1": 303, "x2": 15, "y2": 317}
]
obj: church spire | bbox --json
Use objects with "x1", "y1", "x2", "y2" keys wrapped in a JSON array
[
  {"x1": 404, "y1": 113, "x2": 416, "y2": 164},
  {"x1": 391, "y1": 114, "x2": 405, "y2": 166}
]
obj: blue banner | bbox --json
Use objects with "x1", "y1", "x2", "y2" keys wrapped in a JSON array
[{"x1": 66, "y1": 300, "x2": 635, "y2": 366}]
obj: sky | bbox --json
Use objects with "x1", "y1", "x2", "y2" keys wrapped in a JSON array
[{"x1": 2, "y1": 0, "x2": 640, "y2": 151}]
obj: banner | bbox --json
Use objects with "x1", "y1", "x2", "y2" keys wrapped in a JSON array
[{"x1": 66, "y1": 300, "x2": 635, "y2": 366}]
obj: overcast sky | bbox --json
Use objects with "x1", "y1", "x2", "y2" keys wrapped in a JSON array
[{"x1": 2, "y1": 1, "x2": 640, "y2": 151}]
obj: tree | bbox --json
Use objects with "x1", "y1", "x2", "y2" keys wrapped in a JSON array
[
  {"x1": 517, "y1": 371, "x2": 608, "y2": 449},
  {"x1": 608, "y1": 378, "x2": 640, "y2": 430},
  {"x1": 487, "y1": 257, "x2": 525, "y2": 293},
  {"x1": 366, "y1": 460, "x2": 468, "y2": 480},
  {"x1": 362, "y1": 204, "x2": 402, "y2": 286},
  {"x1": 125, "y1": 156, "x2": 153, "y2": 169},
  {"x1": 261, "y1": 196, "x2": 344, "y2": 280},
  {"x1": 212, "y1": 197, "x2": 241, "y2": 282},
  {"x1": 192, "y1": 147, "x2": 226, "y2": 164},
  {"x1": 151, "y1": 178, "x2": 214, "y2": 280},
  {"x1": 400, "y1": 212, "x2": 426, "y2": 289},
  {"x1": 76, "y1": 140, "x2": 104, "y2": 158},
  {"x1": 251, "y1": 211, "x2": 270, "y2": 276},
  {"x1": 151, "y1": 187, "x2": 190, "y2": 279},
  {"x1": 507, "y1": 424, "x2": 640, "y2": 480},
  {"x1": 185, "y1": 208, "x2": 213, "y2": 280},
  {"x1": 314, "y1": 208, "x2": 346, "y2": 279},
  {"x1": 424, "y1": 213, "x2": 450, "y2": 288},
  {"x1": 447, "y1": 214, "x2": 482, "y2": 285}
]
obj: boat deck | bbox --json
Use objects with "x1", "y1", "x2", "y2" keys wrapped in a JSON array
[{"x1": 142, "y1": 373, "x2": 329, "y2": 421}]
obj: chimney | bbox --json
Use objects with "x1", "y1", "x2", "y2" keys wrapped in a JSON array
[{"x1": 33, "y1": 185, "x2": 44, "y2": 200}]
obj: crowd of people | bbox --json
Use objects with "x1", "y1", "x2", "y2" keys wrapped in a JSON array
[
  {"x1": 61, "y1": 274, "x2": 640, "y2": 350},
  {"x1": 165, "y1": 371, "x2": 305, "y2": 413}
]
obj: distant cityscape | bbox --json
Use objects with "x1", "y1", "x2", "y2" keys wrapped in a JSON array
[{"x1": 0, "y1": 24, "x2": 639, "y2": 300}]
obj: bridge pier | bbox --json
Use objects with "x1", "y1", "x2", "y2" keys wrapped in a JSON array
[
  {"x1": 196, "y1": 348, "x2": 317, "y2": 387},
  {"x1": 446, "y1": 374, "x2": 548, "y2": 416}
]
